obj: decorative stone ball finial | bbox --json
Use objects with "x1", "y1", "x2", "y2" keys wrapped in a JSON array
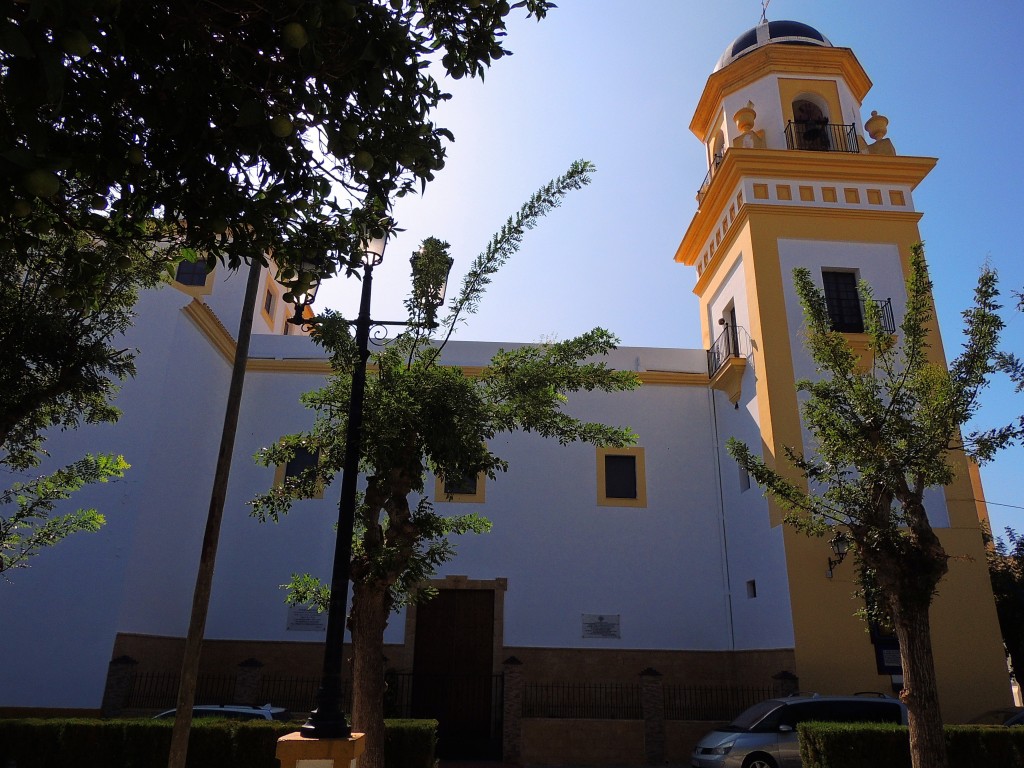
[
  {"x1": 865, "y1": 110, "x2": 889, "y2": 141},
  {"x1": 734, "y1": 101, "x2": 757, "y2": 133}
]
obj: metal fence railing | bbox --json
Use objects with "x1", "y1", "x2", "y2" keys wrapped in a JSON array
[
  {"x1": 523, "y1": 682, "x2": 642, "y2": 720},
  {"x1": 663, "y1": 683, "x2": 776, "y2": 721},
  {"x1": 784, "y1": 121, "x2": 860, "y2": 153},
  {"x1": 126, "y1": 672, "x2": 236, "y2": 710},
  {"x1": 707, "y1": 324, "x2": 749, "y2": 377}
]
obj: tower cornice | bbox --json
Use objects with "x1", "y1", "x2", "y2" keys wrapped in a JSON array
[
  {"x1": 690, "y1": 46, "x2": 872, "y2": 140},
  {"x1": 675, "y1": 149, "x2": 937, "y2": 266}
]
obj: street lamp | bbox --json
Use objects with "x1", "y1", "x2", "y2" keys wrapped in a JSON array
[
  {"x1": 281, "y1": 258, "x2": 325, "y2": 328},
  {"x1": 301, "y1": 233, "x2": 451, "y2": 739},
  {"x1": 826, "y1": 531, "x2": 851, "y2": 579}
]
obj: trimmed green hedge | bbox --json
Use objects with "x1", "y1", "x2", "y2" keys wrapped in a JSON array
[
  {"x1": 799, "y1": 721, "x2": 1024, "y2": 768},
  {"x1": 0, "y1": 717, "x2": 437, "y2": 768}
]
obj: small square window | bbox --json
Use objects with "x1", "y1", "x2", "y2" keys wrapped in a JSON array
[
  {"x1": 175, "y1": 261, "x2": 210, "y2": 287},
  {"x1": 739, "y1": 466, "x2": 751, "y2": 492},
  {"x1": 746, "y1": 580, "x2": 757, "y2": 599},
  {"x1": 597, "y1": 447, "x2": 647, "y2": 508},
  {"x1": 273, "y1": 445, "x2": 324, "y2": 499},
  {"x1": 435, "y1": 471, "x2": 486, "y2": 503},
  {"x1": 261, "y1": 279, "x2": 281, "y2": 329}
]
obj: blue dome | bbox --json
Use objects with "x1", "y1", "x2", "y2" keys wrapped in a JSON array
[{"x1": 714, "y1": 20, "x2": 832, "y2": 71}]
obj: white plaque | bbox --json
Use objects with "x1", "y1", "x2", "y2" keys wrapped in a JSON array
[
  {"x1": 582, "y1": 613, "x2": 621, "y2": 639},
  {"x1": 286, "y1": 605, "x2": 327, "y2": 632}
]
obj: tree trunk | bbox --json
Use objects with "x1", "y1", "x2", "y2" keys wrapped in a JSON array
[
  {"x1": 892, "y1": 597, "x2": 948, "y2": 768},
  {"x1": 350, "y1": 579, "x2": 391, "y2": 768}
]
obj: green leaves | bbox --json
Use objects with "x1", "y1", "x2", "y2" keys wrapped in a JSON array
[
  {"x1": 1, "y1": 0, "x2": 556, "y2": 277},
  {"x1": 729, "y1": 243, "x2": 1023, "y2": 616},
  {"x1": 1, "y1": 453, "x2": 126, "y2": 576}
]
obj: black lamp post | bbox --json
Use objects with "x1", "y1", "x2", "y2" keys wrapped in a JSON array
[{"x1": 300, "y1": 234, "x2": 451, "y2": 739}]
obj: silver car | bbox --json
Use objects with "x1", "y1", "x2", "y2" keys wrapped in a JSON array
[
  {"x1": 691, "y1": 693, "x2": 907, "y2": 768},
  {"x1": 153, "y1": 704, "x2": 290, "y2": 721}
]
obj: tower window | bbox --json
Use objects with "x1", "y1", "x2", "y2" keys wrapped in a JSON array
[{"x1": 821, "y1": 270, "x2": 863, "y2": 333}]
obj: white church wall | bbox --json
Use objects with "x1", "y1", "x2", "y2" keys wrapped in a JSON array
[
  {"x1": 432, "y1": 380, "x2": 734, "y2": 650},
  {"x1": 0, "y1": 283, "x2": 234, "y2": 708}
]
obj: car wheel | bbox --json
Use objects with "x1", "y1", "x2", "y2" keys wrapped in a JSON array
[{"x1": 742, "y1": 755, "x2": 777, "y2": 768}]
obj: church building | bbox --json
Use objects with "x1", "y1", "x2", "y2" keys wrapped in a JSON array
[{"x1": 0, "y1": 18, "x2": 1010, "y2": 764}]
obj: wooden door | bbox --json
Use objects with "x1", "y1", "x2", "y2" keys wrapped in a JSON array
[{"x1": 412, "y1": 588, "x2": 499, "y2": 758}]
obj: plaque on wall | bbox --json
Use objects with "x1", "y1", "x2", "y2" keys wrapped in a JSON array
[
  {"x1": 582, "y1": 614, "x2": 621, "y2": 639},
  {"x1": 286, "y1": 605, "x2": 327, "y2": 632}
]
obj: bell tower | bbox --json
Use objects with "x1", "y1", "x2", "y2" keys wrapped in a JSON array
[{"x1": 675, "y1": 20, "x2": 1009, "y2": 718}]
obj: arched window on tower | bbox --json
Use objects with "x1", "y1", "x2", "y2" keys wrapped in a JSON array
[
  {"x1": 711, "y1": 130, "x2": 726, "y2": 169},
  {"x1": 791, "y1": 98, "x2": 830, "y2": 151}
]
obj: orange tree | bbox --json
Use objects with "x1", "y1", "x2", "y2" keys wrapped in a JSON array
[{"x1": 1, "y1": 0, "x2": 554, "y2": 296}]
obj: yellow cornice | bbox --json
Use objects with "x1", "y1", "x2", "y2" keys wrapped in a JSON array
[
  {"x1": 638, "y1": 371, "x2": 708, "y2": 386},
  {"x1": 690, "y1": 205, "x2": 925, "y2": 298},
  {"x1": 691, "y1": 46, "x2": 872, "y2": 139},
  {"x1": 182, "y1": 299, "x2": 236, "y2": 363},
  {"x1": 247, "y1": 359, "x2": 331, "y2": 374},
  {"x1": 675, "y1": 149, "x2": 936, "y2": 266}
]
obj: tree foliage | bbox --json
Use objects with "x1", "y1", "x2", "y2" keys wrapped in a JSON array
[
  {"x1": 1, "y1": 0, "x2": 554, "y2": 300},
  {"x1": 250, "y1": 160, "x2": 639, "y2": 768},
  {"x1": 0, "y1": 453, "x2": 126, "y2": 576},
  {"x1": 0, "y1": 220, "x2": 164, "y2": 576},
  {"x1": 727, "y1": 244, "x2": 1020, "y2": 768},
  {"x1": 985, "y1": 525, "x2": 1024, "y2": 686},
  {"x1": 0, "y1": 221, "x2": 166, "y2": 470}
]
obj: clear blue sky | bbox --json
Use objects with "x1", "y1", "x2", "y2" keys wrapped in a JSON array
[{"x1": 318, "y1": 1, "x2": 1024, "y2": 535}]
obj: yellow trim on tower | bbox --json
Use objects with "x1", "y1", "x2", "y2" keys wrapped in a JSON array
[
  {"x1": 690, "y1": 46, "x2": 872, "y2": 140},
  {"x1": 676, "y1": 149, "x2": 937, "y2": 266}
]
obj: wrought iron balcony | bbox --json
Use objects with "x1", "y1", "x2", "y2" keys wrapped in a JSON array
[
  {"x1": 870, "y1": 298, "x2": 896, "y2": 334},
  {"x1": 826, "y1": 297, "x2": 896, "y2": 334},
  {"x1": 784, "y1": 121, "x2": 860, "y2": 153},
  {"x1": 696, "y1": 152, "x2": 725, "y2": 206},
  {"x1": 707, "y1": 323, "x2": 749, "y2": 377}
]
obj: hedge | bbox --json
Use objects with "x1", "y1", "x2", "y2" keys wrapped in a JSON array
[
  {"x1": 0, "y1": 717, "x2": 437, "y2": 768},
  {"x1": 799, "y1": 721, "x2": 1024, "y2": 768}
]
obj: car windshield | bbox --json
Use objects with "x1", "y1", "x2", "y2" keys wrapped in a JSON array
[{"x1": 722, "y1": 700, "x2": 783, "y2": 732}]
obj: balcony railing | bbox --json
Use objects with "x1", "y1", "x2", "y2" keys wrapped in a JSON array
[
  {"x1": 696, "y1": 152, "x2": 725, "y2": 206},
  {"x1": 870, "y1": 298, "x2": 896, "y2": 334},
  {"x1": 784, "y1": 121, "x2": 860, "y2": 153},
  {"x1": 707, "y1": 323, "x2": 749, "y2": 377}
]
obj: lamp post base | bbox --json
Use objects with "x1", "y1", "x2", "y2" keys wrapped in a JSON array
[
  {"x1": 300, "y1": 708, "x2": 353, "y2": 740},
  {"x1": 277, "y1": 730, "x2": 365, "y2": 768}
]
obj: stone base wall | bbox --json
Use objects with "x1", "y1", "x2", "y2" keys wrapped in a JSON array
[{"x1": 108, "y1": 632, "x2": 794, "y2": 684}]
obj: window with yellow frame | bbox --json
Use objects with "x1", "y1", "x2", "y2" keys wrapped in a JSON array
[
  {"x1": 273, "y1": 445, "x2": 324, "y2": 500},
  {"x1": 597, "y1": 447, "x2": 647, "y2": 508},
  {"x1": 434, "y1": 471, "x2": 486, "y2": 503}
]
